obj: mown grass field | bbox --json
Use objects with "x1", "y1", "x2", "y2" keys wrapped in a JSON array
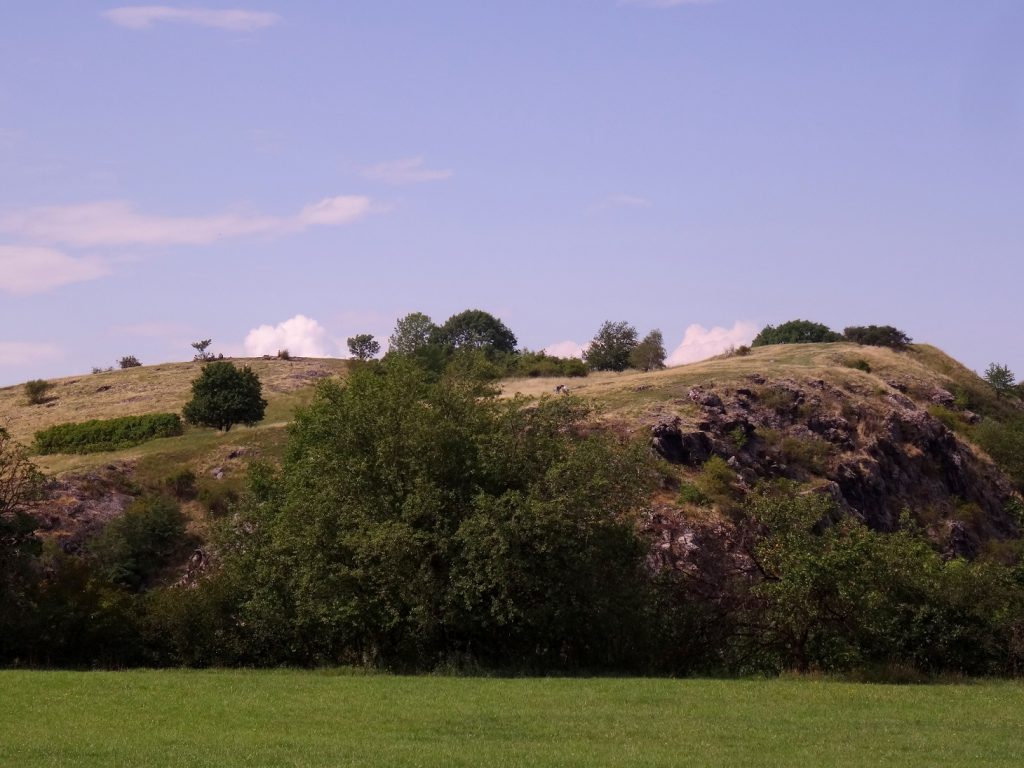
[{"x1": 2, "y1": 672, "x2": 1022, "y2": 767}]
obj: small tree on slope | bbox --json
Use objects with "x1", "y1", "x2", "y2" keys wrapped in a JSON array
[{"x1": 182, "y1": 361, "x2": 266, "y2": 432}]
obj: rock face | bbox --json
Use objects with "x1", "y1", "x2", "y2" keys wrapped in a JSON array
[
  {"x1": 651, "y1": 377, "x2": 1018, "y2": 549},
  {"x1": 29, "y1": 463, "x2": 137, "y2": 553}
]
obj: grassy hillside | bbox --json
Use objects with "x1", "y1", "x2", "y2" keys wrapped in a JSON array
[
  {"x1": 1, "y1": 343, "x2": 1006, "y2": 481},
  {"x1": 2, "y1": 671, "x2": 1022, "y2": 767},
  {"x1": 0, "y1": 357, "x2": 348, "y2": 476}
]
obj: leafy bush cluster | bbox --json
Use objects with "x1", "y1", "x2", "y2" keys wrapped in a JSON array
[
  {"x1": 34, "y1": 413, "x2": 184, "y2": 455},
  {"x1": 89, "y1": 496, "x2": 189, "y2": 591},
  {"x1": 752, "y1": 319, "x2": 912, "y2": 351}
]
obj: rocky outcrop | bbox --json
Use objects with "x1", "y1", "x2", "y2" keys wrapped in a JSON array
[
  {"x1": 30, "y1": 463, "x2": 137, "y2": 553},
  {"x1": 651, "y1": 376, "x2": 1019, "y2": 549}
]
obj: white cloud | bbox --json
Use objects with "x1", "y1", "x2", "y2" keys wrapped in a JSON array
[
  {"x1": 0, "y1": 196, "x2": 374, "y2": 248},
  {"x1": 243, "y1": 315, "x2": 334, "y2": 358},
  {"x1": 0, "y1": 341, "x2": 62, "y2": 367},
  {"x1": 621, "y1": 0, "x2": 719, "y2": 7},
  {"x1": 103, "y1": 6, "x2": 281, "y2": 31},
  {"x1": 544, "y1": 340, "x2": 589, "y2": 359},
  {"x1": 0, "y1": 246, "x2": 108, "y2": 295},
  {"x1": 361, "y1": 157, "x2": 454, "y2": 185},
  {"x1": 667, "y1": 321, "x2": 757, "y2": 366}
]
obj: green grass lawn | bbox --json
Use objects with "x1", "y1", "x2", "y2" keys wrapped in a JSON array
[{"x1": 2, "y1": 672, "x2": 1022, "y2": 767}]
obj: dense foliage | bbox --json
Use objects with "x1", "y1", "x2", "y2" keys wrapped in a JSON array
[
  {"x1": 584, "y1": 321, "x2": 639, "y2": 372},
  {"x1": 433, "y1": 309, "x2": 518, "y2": 356},
  {"x1": 34, "y1": 413, "x2": 184, "y2": 455},
  {"x1": 843, "y1": 325, "x2": 912, "y2": 349},
  {"x1": 752, "y1": 320, "x2": 842, "y2": 347},
  {"x1": 90, "y1": 496, "x2": 189, "y2": 591},
  {"x1": 347, "y1": 334, "x2": 381, "y2": 361},
  {"x1": 182, "y1": 362, "x2": 267, "y2": 432},
  {"x1": 206, "y1": 360, "x2": 654, "y2": 669},
  {"x1": 984, "y1": 363, "x2": 1017, "y2": 398},
  {"x1": 629, "y1": 329, "x2": 667, "y2": 372}
]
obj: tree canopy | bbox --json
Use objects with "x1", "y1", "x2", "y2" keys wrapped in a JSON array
[
  {"x1": 843, "y1": 325, "x2": 912, "y2": 350},
  {"x1": 752, "y1": 320, "x2": 842, "y2": 347},
  {"x1": 584, "y1": 321, "x2": 639, "y2": 372},
  {"x1": 182, "y1": 362, "x2": 267, "y2": 432},
  {"x1": 433, "y1": 309, "x2": 518, "y2": 356},
  {"x1": 629, "y1": 329, "x2": 668, "y2": 372},
  {"x1": 218, "y1": 359, "x2": 653, "y2": 669},
  {"x1": 347, "y1": 334, "x2": 381, "y2": 361},
  {"x1": 388, "y1": 312, "x2": 437, "y2": 356}
]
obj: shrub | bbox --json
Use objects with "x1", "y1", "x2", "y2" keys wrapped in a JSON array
[
  {"x1": 972, "y1": 416, "x2": 1024, "y2": 491},
  {"x1": 734, "y1": 345, "x2": 752, "y2": 357},
  {"x1": 35, "y1": 413, "x2": 184, "y2": 455},
  {"x1": 191, "y1": 339, "x2": 214, "y2": 362},
  {"x1": 24, "y1": 379, "x2": 51, "y2": 405},
  {"x1": 91, "y1": 366, "x2": 113, "y2": 374},
  {"x1": 846, "y1": 358, "x2": 872, "y2": 373},
  {"x1": 276, "y1": 349, "x2": 291, "y2": 361},
  {"x1": 678, "y1": 481, "x2": 711, "y2": 507},
  {"x1": 695, "y1": 456, "x2": 740, "y2": 505},
  {"x1": 197, "y1": 481, "x2": 239, "y2": 517},
  {"x1": 89, "y1": 496, "x2": 188, "y2": 591},
  {"x1": 165, "y1": 469, "x2": 197, "y2": 501},
  {"x1": 182, "y1": 362, "x2": 266, "y2": 432},
  {"x1": 780, "y1": 435, "x2": 832, "y2": 473},
  {"x1": 118, "y1": 356, "x2": 142, "y2": 369},
  {"x1": 843, "y1": 325, "x2": 912, "y2": 350},
  {"x1": 511, "y1": 351, "x2": 588, "y2": 378},
  {"x1": 751, "y1": 320, "x2": 841, "y2": 347}
]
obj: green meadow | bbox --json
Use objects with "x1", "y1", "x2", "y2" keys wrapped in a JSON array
[{"x1": 2, "y1": 672, "x2": 1022, "y2": 767}]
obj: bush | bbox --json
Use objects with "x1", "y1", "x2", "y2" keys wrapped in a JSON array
[
  {"x1": 276, "y1": 349, "x2": 291, "y2": 361},
  {"x1": 751, "y1": 320, "x2": 841, "y2": 347},
  {"x1": 843, "y1": 325, "x2": 912, "y2": 350},
  {"x1": 89, "y1": 496, "x2": 188, "y2": 591},
  {"x1": 972, "y1": 416, "x2": 1024, "y2": 491},
  {"x1": 678, "y1": 481, "x2": 711, "y2": 507},
  {"x1": 846, "y1": 358, "x2": 872, "y2": 373},
  {"x1": 182, "y1": 362, "x2": 267, "y2": 432},
  {"x1": 695, "y1": 456, "x2": 740, "y2": 505},
  {"x1": 734, "y1": 345, "x2": 752, "y2": 357},
  {"x1": 35, "y1": 413, "x2": 184, "y2": 455},
  {"x1": 165, "y1": 469, "x2": 197, "y2": 500},
  {"x1": 24, "y1": 379, "x2": 51, "y2": 405},
  {"x1": 511, "y1": 351, "x2": 588, "y2": 378},
  {"x1": 118, "y1": 356, "x2": 142, "y2": 369}
]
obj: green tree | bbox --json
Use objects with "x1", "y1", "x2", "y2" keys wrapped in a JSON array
[
  {"x1": 191, "y1": 339, "x2": 214, "y2": 362},
  {"x1": 347, "y1": 334, "x2": 381, "y2": 361},
  {"x1": 433, "y1": 309, "x2": 518, "y2": 356},
  {"x1": 751, "y1": 320, "x2": 841, "y2": 347},
  {"x1": 182, "y1": 362, "x2": 267, "y2": 432},
  {"x1": 843, "y1": 325, "x2": 912, "y2": 350},
  {"x1": 388, "y1": 312, "x2": 437, "y2": 355},
  {"x1": 629, "y1": 329, "x2": 667, "y2": 372},
  {"x1": 584, "y1": 321, "x2": 638, "y2": 372},
  {"x1": 219, "y1": 360, "x2": 654, "y2": 669},
  {"x1": 984, "y1": 363, "x2": 1016, "y2": 398}
]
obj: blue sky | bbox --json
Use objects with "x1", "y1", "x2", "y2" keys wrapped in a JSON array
[{"x1": 1, "y1": 1, "x2": 1022, "y2": 384}]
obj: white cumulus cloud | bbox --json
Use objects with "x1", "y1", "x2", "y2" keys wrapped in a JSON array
[
  {"x1": 0, "y1": 341, "x2": 63, "y2": 367},
  {"x1": 0, "y1": 246, "x2": 108, "y2": 295},
  {"x1": 243, "y1": 315, "x2": 334, "y2": 358},
  {"x1": 667, "y1": 321, "x2": 757, "y2": 366},
  {"x1": 543, "y1": 340, "x2": 589, "y2": 359},
  {"x1": 0, "y1": 196, "x2": 374, "y2": 248},
  {"x1": 103, "y1": 6, "x2": 281, "y2": 31},
  {"x1": 361, "y1": 157, "x2": 454, "y2": 185}
]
